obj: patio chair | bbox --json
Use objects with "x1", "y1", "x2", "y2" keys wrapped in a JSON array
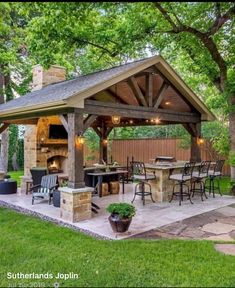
[
  {"x1": 190, "y1": 161, "x2": 211, "y2": 201},
  {"x1": 31, "y1": 174, "x2": 58, "y2": 205},
  {"x1": 30, "y1": 167, "x2": 48, "y2": 188},
  {"x1": 169, "y1": 162, "x2": 195, "y2": 206},
  {"x1": 131, "y1": 161, "x2": 156, "y2": 205},
  {"x1": 204, "y1": 159, "x2": 225, "y2": 197}
]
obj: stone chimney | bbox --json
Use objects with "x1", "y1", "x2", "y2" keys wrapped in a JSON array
[{"x1": 32, "y1": 64, "x2": 66, "y2": 91}]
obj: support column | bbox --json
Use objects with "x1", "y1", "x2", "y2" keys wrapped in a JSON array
[
  {"x1": 67, "y1": 112, "x2": 85, "y2": 189},
  {"x1": 183, "y1": 123, "x2": 201, "y2": 162},
  {"x1": 190, "y1": 123, "x2": 201, "y2": 162}
]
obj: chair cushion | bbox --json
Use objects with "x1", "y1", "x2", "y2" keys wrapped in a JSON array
[
  {"x1": 33, "y1": 187, "x2": 50, "y2": 197},
  {"x1": 192, "y1": 172, "x2": 207, "y2": 178},
  {"x1": 208, "y1": 171, "x2": 221, "y2": 176},
  {"x1": 169, "y1": 174, "x2": 191, "y2": 181},
  {"x1": 133, "y1": 174, "x2": 155, "y2": 180}
]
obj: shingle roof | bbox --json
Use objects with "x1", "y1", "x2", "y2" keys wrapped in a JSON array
[{"x1": 0, "y1": 57, "x2": 154, "y2": 112}]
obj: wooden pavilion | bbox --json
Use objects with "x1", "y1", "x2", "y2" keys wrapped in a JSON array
[{"x1": 0, "y1": 55, "x2": 216, "y2": 221}]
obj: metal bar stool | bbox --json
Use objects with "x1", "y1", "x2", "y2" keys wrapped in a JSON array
[
  {"x1": 204, "y1": 160, "x2": 225, "y2": 197},
  {"x1": 191, "y1": 161, "x2": 211, "y2": 201},
  {"x1": 169, "y1": 162, "x2": 195, "y2": 206},
  {"x1": 131, "y1": 161, "x2": 156, "y2": 205}
]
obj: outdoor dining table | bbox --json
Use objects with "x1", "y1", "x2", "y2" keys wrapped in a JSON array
[{"x1": 87, "y1": 170, "x2": 128, "y2": 197}]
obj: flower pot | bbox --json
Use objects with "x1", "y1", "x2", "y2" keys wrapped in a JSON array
[{"x1": 108, "y1": 213, "x2": 132, "y2": 233}]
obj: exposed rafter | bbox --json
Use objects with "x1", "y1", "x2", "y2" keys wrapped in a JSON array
[
  {"x1": 59, "y1": 114, "x2": 68, "y2": 133},
  {"x1": 153, "y1": 82, "x2": 169, "y2": 108},
  {"x1": 83, "y1": 115, "x2": 97, "y2": 133},
  {"x1": 128, "y1": 76, "x2": 148, "y2": 107},
  {"x1": 0, "y1": 123, "x2": 9, "y2": 134},
  {"x1": 146, "y1": 73, "x2": 154, "y2": 107}
]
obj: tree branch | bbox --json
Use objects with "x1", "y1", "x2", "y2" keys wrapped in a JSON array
[
  {"x1": 208, "y1": 3, "x2": 235, "y2": 35},
  {"x1": 154, "y1": 2, "x2": 229, "y2": 91},
  {"x1": 154, "y1": 2, "x2": 179, "y2": 32}
]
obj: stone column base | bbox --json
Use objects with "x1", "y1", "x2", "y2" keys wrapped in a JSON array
[{"x1": 59, "y1": 187, "x2": 93, "y2": 222}]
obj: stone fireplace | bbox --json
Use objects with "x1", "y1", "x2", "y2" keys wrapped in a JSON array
[{"x1": 47, "y1": 155, "x2": 68, "y2": 174}]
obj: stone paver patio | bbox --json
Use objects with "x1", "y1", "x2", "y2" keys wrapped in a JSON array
[
  {"x1": 131, "y1": 203, "x2": 235, "y2": 243},
  {"x1": 1, "y1": 184, "x2": 235, "y2": 240}
]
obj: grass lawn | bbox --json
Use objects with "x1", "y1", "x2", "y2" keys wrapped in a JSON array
[
  {"x1": 1, "y1": 208, "x2": 235, "y2": 287},
  {"x1": 8, "y1": 170, "x2": 24, "y2": 187}
]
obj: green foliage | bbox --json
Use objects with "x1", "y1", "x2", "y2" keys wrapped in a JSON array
[
  {"x1": 8, "y1": 170, "x2": 24, "y2": 187},
  {"x1": 106, "y1": 202, "x2": 136, "y2": 219},
  {"x1": 84, "y1": 128, "x2": 99, "y2": 162},
  {"x1": 228, "y1": 151, "x2": 235, "y2": 167}
]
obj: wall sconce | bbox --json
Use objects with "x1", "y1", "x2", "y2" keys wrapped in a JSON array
[
  {"x1": 103, "y1": 139, "x2": 108, "y2": 145},
  {"x1": 197, "y1": 136, "x2": 204, "y2": 145},
  {"x1": 111, "y1": 115, "x2": 121, "y2": 125},
  {"x1": 76, "y1": 132, "x2": 85, "y2": 146}
]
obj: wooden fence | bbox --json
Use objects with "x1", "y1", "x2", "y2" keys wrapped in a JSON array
[{"x1": 109, "y1": 138, "x2": 230, "y2": 176}]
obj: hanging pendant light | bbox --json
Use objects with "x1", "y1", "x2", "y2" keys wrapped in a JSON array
[{"x1": 111, "y1": 115, "x2": 121, "y2": 125}]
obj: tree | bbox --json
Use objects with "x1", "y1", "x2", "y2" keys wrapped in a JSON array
[{"x1": 0, "y1": 2, "x2": 31, "y2": 172}]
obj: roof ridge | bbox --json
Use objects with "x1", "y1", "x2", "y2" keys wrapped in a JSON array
[{"x1": 48, "y1": 55, "x2": 157, "y2": 86}]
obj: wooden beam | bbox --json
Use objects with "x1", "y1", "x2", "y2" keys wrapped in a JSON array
[
  {"x1": 146, "y1": 73, "x2": 153, "y2": 107},
  {"x1": 128, "y1": 76, "x2": 148, "y2": 107},
  {"x1": 83, "y1": 115, "x2": 97, "y2": 132},
  {"x1": 0, "y1": 107, "x2": 74, "y2": 122},
  {"x1": 182, "y1": 123, "x2": 198, "y2": 137},
  {"x1": 4, "y1": 119, "x2": 38, "y2": 125},
  {"x1": 104, "y1": 127, "x2": 113, "y2": 138},
  {"x1": 0, "y1": 123, "x2": 9, "y2": 134},
  {"x1": 92, "y1": 126, "x2": 102, "y2": 138},
  {"x1": 153, "y1": 82, "x2": 169, "y2": 108},
  {"x1": 190, "y1": 123, "x2": 201, "y2": 162},
  {"x1": 82, "y1": 100, "x2": 201, "y2": 123},
  {"x1": 154, "y1": 66, "x2": 197, "y2": 112},
  {"x1": 59, "y1": 114, "x2": 68, "y2": 133},
  {"x1": 67, "y1": 112, "x2": 85, "y2": 189}
]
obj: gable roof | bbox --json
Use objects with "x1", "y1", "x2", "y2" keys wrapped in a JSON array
[{"x1": 0, "y1": 55, "x2": 215, "y2": 121}]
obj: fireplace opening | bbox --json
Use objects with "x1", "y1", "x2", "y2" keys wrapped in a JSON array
[{"x1": 47, "y1": 156, "x2": 68, "y2": 174}]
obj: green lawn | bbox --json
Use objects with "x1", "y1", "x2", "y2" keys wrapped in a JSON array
[
  {"x1": 8, "y1": 170, "x2": 24, "y2": 187},
  {"x1": 0, "y1": 208, "x2": 235, "y2": 287}
]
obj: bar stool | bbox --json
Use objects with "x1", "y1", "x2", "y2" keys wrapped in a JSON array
[
  {"x1": 169, "y1": 162, "x2": 195, "y2": 206},
  {"x1": 205, "y1": 159, "x2": 225, "y2": 197},
  {"x1": 131, "y1": 161, "x2": 156, "y2": 205},
  {"x1": 191, "y1": 161, "x2": 211, "y2": 201}
]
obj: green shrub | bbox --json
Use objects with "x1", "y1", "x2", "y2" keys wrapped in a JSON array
[{"x1": 106, "y1": 202, "x2": 136, "y2": 219}]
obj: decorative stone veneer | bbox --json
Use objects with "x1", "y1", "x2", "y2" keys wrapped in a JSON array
[{"x1": 59, "y1": 187, "x2": 93, "y2": 222}]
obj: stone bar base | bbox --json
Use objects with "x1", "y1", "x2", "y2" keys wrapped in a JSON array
[
  {"x1": 59, "y1": 187, "x2": 93, "y2": 222},
  {"x1": 147, "y1": 167, "x2": 182, "y2": 202}
]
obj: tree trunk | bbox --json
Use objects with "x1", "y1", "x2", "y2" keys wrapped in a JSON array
[
  {"x1": 229, "y1": 94, "x2": 235, "y2": 179},
  {"x1": 0, "y1": 129, "x2": 9, "y2": 173}
]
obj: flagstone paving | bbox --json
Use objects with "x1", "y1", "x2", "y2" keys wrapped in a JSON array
[
  {"x1": 131, "y1": 204, "x2": 235, "y2": 242},
  {"x1": 215, "y1": 244, "x2": 235, "y2": 256}
]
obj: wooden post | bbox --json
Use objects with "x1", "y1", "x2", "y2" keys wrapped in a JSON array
[
  {"x1": 191, "y1": 123, "x2": 201, "y2": 162},
  {"x1": 67, "y1": 112, "x2": 85, "y2": 189},
  {"x1": 182, "y1": 123, "x2": 201, "y2": 162}
]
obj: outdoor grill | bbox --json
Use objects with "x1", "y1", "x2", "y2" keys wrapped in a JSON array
[{"x1": 155, "y1": 156, "x2": 176, "y2": 163}]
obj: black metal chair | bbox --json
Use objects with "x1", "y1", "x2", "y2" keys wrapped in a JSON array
[
  {"x1": 204, "y1": 159, "x2": 225, "y2": 197},
  {"x1": 131, "y1": 161, "x2": 156, "y2": 205},
  {"x1": 31, "y1": 174, "x2": 58, "y2": 205},
  {"x1": 30, "y1": 167, "x2": 48, "y2": 189},
  {"x1": 169, "y1": 162, "x2": 195, "y2": 205},
  {"x1": 191, "y1": 161, "x2": 211, "y2": 201}
]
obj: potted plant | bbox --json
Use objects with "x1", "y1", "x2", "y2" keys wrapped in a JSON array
[{"x1": 106, "y1": 202, "x2": 136, "y2": 233}]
